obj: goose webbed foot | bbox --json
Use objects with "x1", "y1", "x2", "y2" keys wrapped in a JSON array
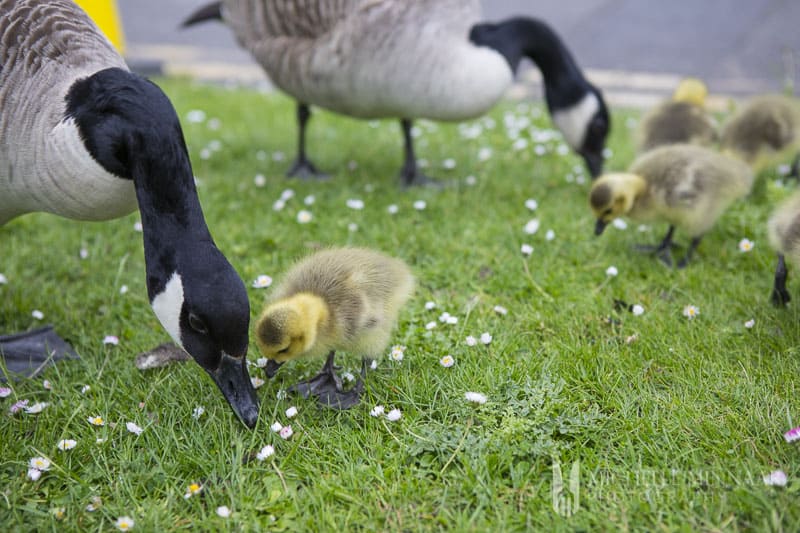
[
  {"x1": 287, "y1": 157, "x2": 330, "y2": 181},
  {"x1": 0, "y1": 325, "x2": 78, "y2": 381},
  {"x1": 771, "y1": 254, "x2": 791, "y2": 307},
  {"x1": 634, "y1": 226, "x2": 677, "y2": 267},
  {"x1": 288, "y1": 351, "x2": 365, "y2": 409},
  {"x1": 398, "y1": 166, "x2": 444, "y2": 189}
]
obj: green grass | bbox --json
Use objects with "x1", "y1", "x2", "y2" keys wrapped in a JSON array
[{"x1": 2, "y1": 77, "x2": 800, "y2": 531}]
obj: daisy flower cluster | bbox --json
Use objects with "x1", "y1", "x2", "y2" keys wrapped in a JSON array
[
  {"x1": 370, "y1": 404, "x2": 402, "y2": 421},
  {"x1": 388, "y1": 344, "x2": 406, "y2": 362}
]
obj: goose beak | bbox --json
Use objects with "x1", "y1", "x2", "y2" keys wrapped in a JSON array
[
  {"x1": 583, "y1": 151, "x2": 604, "y2": 179},
  {"x1": 595, "y1": 218, "x2": 608, "y2": 236},
  {"x1": 264, "y1": 359, "x2": 284, "y2": 378},
  {"x1": 208, "y1": 352, "x2": 259, "y2": 428}
]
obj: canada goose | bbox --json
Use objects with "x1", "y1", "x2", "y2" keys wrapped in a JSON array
[
  {"x1": 0, "y1": 0, "x2": 258, "y2": 427},
  {"x1": 254, "y1": 248, "x2": 414, "y2": 408},
  {"x1": 590, "y1": 144, "x2": 753, "y2": 268},
  {"x1": 637, "y1": 78, "x2": 718, "y2": 153},
  {"x1": 767, "y1": 192, "x2": 800, "y2": 306},
  {"x1": 182, "y1": 0, "x2": 610, "y2": 185},
  {"x1": 720, "y1": 94, "x2": 800, "y2": 176}
]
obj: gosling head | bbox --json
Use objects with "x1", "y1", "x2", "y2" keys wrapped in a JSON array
[
  {"x1": 672, "y1": 78, "x2": 708, "y2": 107},
  {"x1": 254, "y1": 293, "x2": 327, "y2": 377},
  {"x1": 589, "y1": 173, "x2": 643, "y2": 235}
]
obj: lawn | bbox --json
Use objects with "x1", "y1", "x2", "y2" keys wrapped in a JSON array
[{"x1": 1, "y1": 77, "x2": 799, "y2": 531}]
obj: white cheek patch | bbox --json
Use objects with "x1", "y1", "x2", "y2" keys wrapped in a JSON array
[
  {"x1": 151, "y1": 272, "x2": 184, "y2": 348},
  {"x1": 551, "y1": 92, "x2": 600, "y2": 150}
]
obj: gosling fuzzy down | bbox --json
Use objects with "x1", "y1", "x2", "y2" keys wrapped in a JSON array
[
  {"x1": 637, "y1": 78, "x2": 718, "y2": 153},
  {"x1": 767, "y1": 192, "x2": 800, "y2": 306},
  {"x1": 255, "y1": 247, "x2": 414, "y2": 408},
  {"x1": 720, "y1": 94, "x2": 800, "y2": 175},
  {"x1": 590, "y1": 144, "x2": 754, "y2": 267}
]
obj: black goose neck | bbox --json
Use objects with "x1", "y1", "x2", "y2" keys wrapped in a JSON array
[
  {"x1": 66, "y1": 68, "x2": 214, "y2": 297},
  {"x1": 470, "y1": 17, "x2": 589, "y2": 107}
]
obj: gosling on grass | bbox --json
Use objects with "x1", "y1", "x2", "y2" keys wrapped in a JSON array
[
  {"x1": 590, "y1": 144, "x2": 754, "y2": 268},
  {"x1": 254, "y1": 248, "x2": 414, "y2": 409},
  {"x1": 637, "y1": 78, "x2": 718, "y2": 153},
  {"x1": 767, "y1": 192, "x2": 800, "y2": 306},
  {"x1": 720, "y1": 94, "x2": 800, "y2": 176}
]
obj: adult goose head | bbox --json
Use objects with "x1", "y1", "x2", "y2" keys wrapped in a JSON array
[
  {"x1": 182, "y1": 1, "x2": 610, "y2": 184},
  {"x1": 0, "y1": 0, "x2": 258, "y2": 427},
  {"x1": 469, "y1": 17, "x2": 610, "y2": 178}
]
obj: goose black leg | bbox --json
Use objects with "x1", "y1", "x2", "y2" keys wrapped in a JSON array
[
  {"x1": 635, "y1": 225, "x2": 677, "y2": 267},
  {"x1": 287, "y1": 351, "x2": 365, "y2": 409},
  {"x1": 399, "y1": 119, "x2": 438, "y2": 188},
  {"x1": 789, "y1": 152, "x2": 800, "y2": 181},
  {"x1": 287, "y1": 102, "x2": 329, "y2": 180},
  {"x1": 0, "y1": 325, "x2": 78, "y2": 381},
  {"x1": 677, "y1": 236, "x2": 703, "y2": 269},
  {"x1": 772, "y1": 253, "x2": 791, "y2": 306}
]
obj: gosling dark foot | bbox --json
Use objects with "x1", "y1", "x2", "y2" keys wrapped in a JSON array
[
  {"x1": 288, "y1": 368, "x2": 343, "y2": 399},
  {"x1": 0, "y1": 325, "x2": 78, "y2": 381},
  {"x1": 316, "y1": 377, "x2": 364, "y2": 410},
  {"x1": 287, "y1": 158, "x2": 330, "y2": 181},
  {"x1": 772, "y1": 287, "x2": 791, "y2": 307},
  {"x1": 288, "y1": 370, "x2": 364, "y2": 409},
  {"x1": 788, "y1": 153, "x2": 800, "y2": 181}
]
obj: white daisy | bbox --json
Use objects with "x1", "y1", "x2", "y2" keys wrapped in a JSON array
[
  {"x1": 465, "y1": 392, "x2": 488, "y2": 404},
  {"x1": 385, "y1": 408, "x2": 402, "y2": 422}
]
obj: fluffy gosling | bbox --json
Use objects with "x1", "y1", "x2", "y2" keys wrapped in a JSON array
[
  {"x1": 637, "y1": 78, "x2": 718, "y2": 153},
  {"x1": 254, "y1": 247, "x2": 414, "y2": 408},
  {"x1": 721, "y1": 94, "x2": 800, "y2": 176},
  {"x1": 767, "y1": 192, "x2": 800, "y2": 306},
  {"x1": 590, "y1": 144, "x2": 754, "y2": 267}
]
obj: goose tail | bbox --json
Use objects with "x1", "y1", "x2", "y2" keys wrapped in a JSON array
[{"x1": 182, "y1": 1, "x2": 223, "y2": 27}]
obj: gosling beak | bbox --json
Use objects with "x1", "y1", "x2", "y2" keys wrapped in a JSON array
[
  {"x1": 265, "y1": 359, "x2": 284, "y2": 378},
  {"x1": 207, "y1": 352, "x2": 259, "y2": 428},
  {"x1": 595, "y1": 218, "x2": 608, "y2": 236}
]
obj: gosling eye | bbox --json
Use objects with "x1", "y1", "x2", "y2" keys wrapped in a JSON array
[
  {"x1": 188, "y1": 313, "x2": 208, "y2": 335},
  {"x1": 602, "y1": 208, "x2": 613, "y2": 217},
  {"x1": 277, "y1": 347, "x2": 290, "y2": 355}
]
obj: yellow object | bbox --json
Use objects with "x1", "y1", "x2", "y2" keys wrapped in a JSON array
[
  {"x1": 672, "y1": 78, "x2": 708, "y2": 107},
  {"x1": 73, "y1": 0, "x2": 126, "y2": 54}
]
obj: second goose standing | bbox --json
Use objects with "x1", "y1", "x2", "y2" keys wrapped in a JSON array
[{"x1": 183, "y1": 0, "x2": 610, "y2": 185}]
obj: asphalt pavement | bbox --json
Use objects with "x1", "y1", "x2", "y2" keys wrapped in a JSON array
[{"x1": 118, "y1": 0, "x2": 800, "y2": 107}]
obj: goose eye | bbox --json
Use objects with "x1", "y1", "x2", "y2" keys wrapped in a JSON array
[
  {"x1": 188, "y1": 313, "x2": 208, "y2": 335},
  {"x1": 277, "y1": 347, "x2": 289, "y2": 354}
]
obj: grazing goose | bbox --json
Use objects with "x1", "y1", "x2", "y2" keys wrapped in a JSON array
[
  {"x1": 590, "y1": 144, "x2": 753, "y2": 268},
  {"x1": 183, "y1": 0, "x2": 610, "y2": 185},
  {"x1": 767, "y1": 192, "x2": 800, "y2": 306},
  {"x1": 0, "y1": 0, "x2": 259, "y2": 427},
  {"x1": 254, "y1": 247, "x2": 414, "y2": 409},
  {"x1": 720, "y1": 94, "x2": 800, "y2": 176},
  {"x1": 637, "y1": 78, "x2": 718, "y2": 153}
]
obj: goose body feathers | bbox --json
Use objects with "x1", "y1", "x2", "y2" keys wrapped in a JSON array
[
  {"x1": 0, "y1": 2, "x2": 131, "y2": 223},
  {"x1": 220, "y1": 0, "x2": 511, "y2": 121}
]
